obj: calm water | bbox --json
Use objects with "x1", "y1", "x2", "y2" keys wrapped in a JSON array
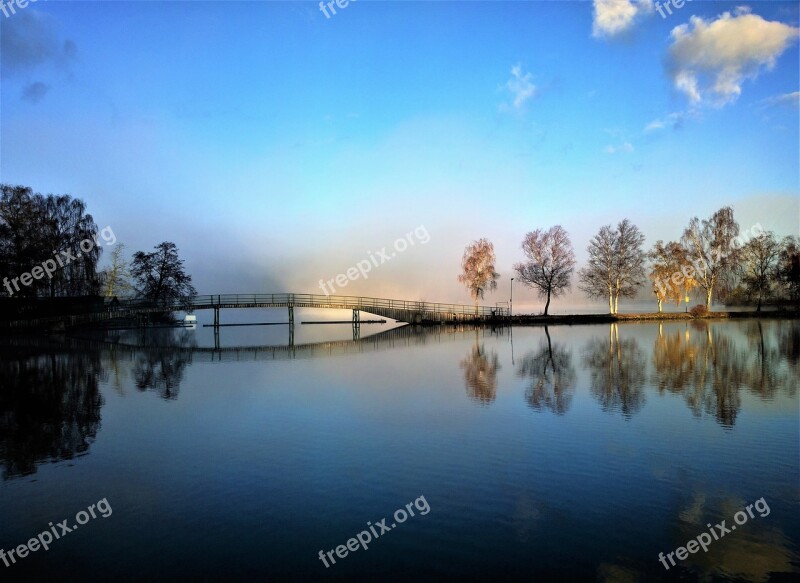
[{"x1": 1, "y1": 319, "x2": 798, "y2": 582}]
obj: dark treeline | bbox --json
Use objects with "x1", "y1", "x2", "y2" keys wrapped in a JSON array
[
  {"x1": 0, "y1": 184, "x2": 196, "y2": 318},
  {"x1": 0, "y1": 185, "x2": 102, "y2": 298}
]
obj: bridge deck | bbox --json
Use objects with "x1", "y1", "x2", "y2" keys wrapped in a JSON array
[
  {"x1": 188, "y1": 293, "x2": 507, "y2": 324},
  {"x1": 1, "y1": 293, "x2": 509, "y2": 329}
]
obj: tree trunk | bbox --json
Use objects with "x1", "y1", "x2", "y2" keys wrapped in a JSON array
[
  {"x1": 608, "y1": 293, "x2": 613, "y2": 314},
  {"x1": 705, "y1": 287, "x2": 712, "y2": 310},
  {"x1": 614, "y1": 294, "x2": 619, "y2": 315},
  {"x1": 544, "y1": 291, "x2": 551, "y2": 316},
  {"x1": 657, "y1": 298, "x2": 663, "y2": 313}
]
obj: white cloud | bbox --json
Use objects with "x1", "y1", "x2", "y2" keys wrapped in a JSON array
[
  {"x1": 592, "y1": 0, "x2": 653, "y2": 38},
  {"x1": 644, "y1": 120, "x2": 665, "y2": 132},
  {"x1": 604, "y1": 141, "x2": 635, "y2": 154},
  {"x1": 668, "y1": 11, "x2": 799, "y2": 106},
  {"x1": 758, "y1": 91, "x2": 800, "y2": 108},
  {"x1": 643, "y1": 112, "x2": 685, "y2": 132},
  {"x1": 501, "y1": 64, "x2": 537, "y2": 111}
]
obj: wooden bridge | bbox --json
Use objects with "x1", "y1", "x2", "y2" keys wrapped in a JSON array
[{"x1": 0, "y1": 293, "x2": 510, "y2": 330}]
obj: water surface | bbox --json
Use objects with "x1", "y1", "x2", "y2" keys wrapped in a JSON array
[{"x1": 1, "y1": 318, "x2": 798, "y2": 582}]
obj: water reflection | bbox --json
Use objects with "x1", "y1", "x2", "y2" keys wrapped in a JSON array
[
  {"x1": 517, "y1": 327, "x2": 576, "y2": 414},
  {"x1": 669, "y1": 490, "x2": 797, "y2": 582},
  {"x1": 1, "y1": 320, "x2": 797, "y2": 482},
  {"x1": 130, "y1": 329, "x2": 196, "y2": 400},
  {"x1": 651, "y1": 323, "x2": 744, "y2": 427},
  {"x1": 0, "y1": 346, "x2": 103, "y2": 480},
  {"x1": 583, "y1": 323, "x2": 646, "y2": 418},
  {"x1": 460, "y1": 334, "x2": 501, "y2": 405}
]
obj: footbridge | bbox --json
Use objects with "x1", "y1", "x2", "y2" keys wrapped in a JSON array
[
  {"x1": 191, "y1": 293, "x2": 508, "y2": 327},
  {"x1": 1, "y1": 293, "x2": 509, "y2": 330}
]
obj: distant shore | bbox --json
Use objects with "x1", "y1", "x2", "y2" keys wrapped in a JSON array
[{"x1": 503, "y1": 310, "x2": 800, "y2": 326}]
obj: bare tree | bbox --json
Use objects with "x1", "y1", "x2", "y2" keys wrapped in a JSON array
[
  {"x1": 739, "y1": 231, "x2": 780, "y2": 311},
  {"x1": 1, "y1": 185, "x2": 101, "y2": 298},
  {"x1": 578, "y1": 219, "x2": 646, "y2": 314},
  {"x1": 513, "y1": 225, "x2": 576, "y2": 316},
  {"x1": 131, "y1": 242, "x2": 197, "y2": 314},
  {"x1": 101, "y1": 244, "x2": 132, "y2": 298},
  {"x1": 681, "y1": 206, "x2": 740, "y2": 310},
  {"x1": 776, "y1": 236, "x2": 800, "y2": 306},
  {"x1": 648, "y1": 240, "x2": 697, "y2": 312},
  {"x1": 458, "y1": 238, "x2": 499, "y2": 307}
]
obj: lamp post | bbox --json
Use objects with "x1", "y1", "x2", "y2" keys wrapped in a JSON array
[{"x1": 510, "y1": 278, "x2": 514, "y2": 319}]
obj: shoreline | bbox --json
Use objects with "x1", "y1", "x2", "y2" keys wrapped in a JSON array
[{"x1": 501, "y1": 310, "x2": 800, "y2": 326}]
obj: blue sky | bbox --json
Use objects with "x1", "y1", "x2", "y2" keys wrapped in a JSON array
[{"x1": 1, "y1": 1, "x2": 798, "y2": 309}]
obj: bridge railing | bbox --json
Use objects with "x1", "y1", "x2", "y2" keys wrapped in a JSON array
[
  {"x1": 93, "y1": 293, "x2": 507, "y2": 318},
  {"x1": 187, "y1": 293, "x2": 508, "y2": 318}
]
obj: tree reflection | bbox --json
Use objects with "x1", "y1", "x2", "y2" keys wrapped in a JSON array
[
  {"x1": 0, "y1": 348, "x2": 104, "y2": 480},
  {"x1": 131, "y1": 328, "x2": 196, "y2": 400},
  {"x1": 652, "y1": 323, "x2": 744, "y2": 427},
  {"x1": 517, "y1": 326, "x2": 576, "y2": 414},
  {"x1": 582, "y1": 324, "x2": 646, "y2": 418},
  {"x1": 740, "y1": 320, "x2": 799, "y2": 400},
  {"x1": 460, "y1": 338, "x2": 500, "y2": 405},
  {"x1": 777, "y1": 320, "x2": 799, "y2": 367}
]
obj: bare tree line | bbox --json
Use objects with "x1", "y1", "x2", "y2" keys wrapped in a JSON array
[{"x1": 458, "y1": 206, "x2": 799, "y2": 314}]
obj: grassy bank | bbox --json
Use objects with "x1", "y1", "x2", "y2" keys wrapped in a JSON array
[{"x1": 508, "y1": 310, "x2": 800, "y2": 326}]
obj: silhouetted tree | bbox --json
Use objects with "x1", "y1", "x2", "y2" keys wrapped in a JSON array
[
  {"x1": 776, "y1": 235, "x2": 800, "y2": 306},
  {"x1": 737, "y1": 231, "x2": 781, "y2": 311},
  {"x1": 131, "y1": 242, "x2": 197, "y2": 313},
  {"x1": 513, "y1": 226, "x2": 576, "y2": 316},
  {"x1": 0, "y1": 185, "x2": 101, "y2": 297}
]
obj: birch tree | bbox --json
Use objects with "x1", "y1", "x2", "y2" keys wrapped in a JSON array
[
  {"x1": 648, "y1": 240, "x2": 697, "y2": 312},
  {"x1": 578, "y1": 220, "x2": 646, "y2": 314},
  {"x1": 681, "y1": 206, "x2": 740, "y2": 310},
  {"x1": 513, "y1": 225, "x2": 576, "y2": 316},
  {"x1": 458, "y1": 238, "x2": 499, "y2": 307}
]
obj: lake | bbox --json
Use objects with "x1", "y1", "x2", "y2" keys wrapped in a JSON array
[{"x1": 1, "y1": 318, "x2": 798, "y2": 582}]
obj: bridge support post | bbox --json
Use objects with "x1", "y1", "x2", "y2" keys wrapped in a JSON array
[
  {"x1": 213, "y1": 307, "x2": 220, "y2": 328},
  {"x1": 288, "y1": 306, "x2": 294, "y2": 327},
  {"x1": 352, "y1": 310, "x2": 360, "y2": 341}
]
